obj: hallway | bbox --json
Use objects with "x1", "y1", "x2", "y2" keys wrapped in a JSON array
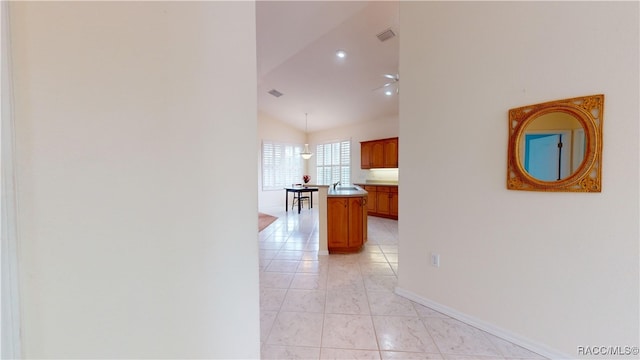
[{"x1": 258, "y1": 208, "x2": 545, "y2": 359}]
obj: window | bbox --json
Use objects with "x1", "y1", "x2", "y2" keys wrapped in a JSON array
[
  {"x1": 316, "y1": 140, "x2": 351, "y2": 185},
  {"x1": 262, "y1": 141, "x2": 304, "y2": 190}
]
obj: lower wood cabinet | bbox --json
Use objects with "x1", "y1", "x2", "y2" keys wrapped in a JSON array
[
  {"x1": 327, "y1": 196, "x2": 368, "y2": 253},
  {"x1": 377, "y1": 187, "x2": 390, "y2": 214},
  {"x1": 360, "y1": 185, "x2": 398, "y2": 220},
  {"x1": 389, "y1": 188, "x2": 399, "y2": 217}
]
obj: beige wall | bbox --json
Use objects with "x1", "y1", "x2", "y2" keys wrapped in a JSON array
[
  {"x1": 10, "y1": 1, "x2": 638, "y2": 358},
  {"x1": 11, "y1": 2, "x2": 259, "y2": 358},
  {"x1": 1, "y1": 2, "x2": 21, "y2": 358},
  {"x1": 398, "y1": 2, "x2": 638, "y2": 357}
]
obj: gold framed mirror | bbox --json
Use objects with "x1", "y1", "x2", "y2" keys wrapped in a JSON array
[{"x1": 507, "y1": 94, "x2": 603, "y2": 192}]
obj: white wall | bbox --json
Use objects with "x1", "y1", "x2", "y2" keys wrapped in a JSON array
[
  {"x1": 399, "y1": 2, "x2": 638, "y2": 357},
  {"x1": 258, "y1": 111, "x2": 306, "y2": 210},
  {"x1": 309, "y1": 114, "x2": 398, "y2": 185},
  {"x1": 11, "y1": 2, "x2": 259, "y2": 358},
  {"x1": 1, "y1": 1, "x2": 22, "y2": 358}
]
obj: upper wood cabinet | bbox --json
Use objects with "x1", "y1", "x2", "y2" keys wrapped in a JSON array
[
  {"x1": 361, "y1": 142, "x2": 372, "y2": 169},
  {"x1": 370, "y1": 141, "x2": 385, "y2": 168},
  {"x1": 361, "y1": 137, "x2": 398, "y2": 169},
  {"x1": 383, "y1": 138, "x2": 398, "y2": 168}
]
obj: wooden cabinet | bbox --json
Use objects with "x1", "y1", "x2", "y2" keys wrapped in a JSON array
[
  {"x1": 327, "y1": 198, "x2": 349, "y2": 249},
  {"x1": 364, "y1": 186, "x2": 377, "y2": 212},
  {"x1": 370, "y1": 141, "x2": 385, "y2": 168},
  {"x1": 389, "y1": 187, "x2": 399, "y2": 217},
  {"x1": 383, "y1": 138, "x2": 398, "y2": 168},
  {"x1": 361, "y1": 142, "x2": 372, "y2": 169},
  {"x1": 327, "y1": 196, "x2": 368, "y2": 253},
  {"x1": 362, "y1": 197, "x2": 367, "y2": 245},
  {"x1": 356, "y1": 184, "x2": 398, "y2": 220},
  {"x1": 360, "y1": 137, "x2": 398, "y2": 169},
  {"x1": 376, "y1": 187, "x2": 390, "y2": 214}
]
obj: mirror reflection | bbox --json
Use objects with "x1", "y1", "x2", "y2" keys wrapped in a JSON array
[
  {"x1": 518, "y1": 112, "x2": 585, "y2": 181},
  {"x1": 507, "y1": 94, "x2": 603, "y2": 192}
]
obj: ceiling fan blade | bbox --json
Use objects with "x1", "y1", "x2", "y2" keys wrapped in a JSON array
[
  {"x1": 383, "y1": 73, "x2": 399, "y2": 81},
  {"x1": 372, "y1": 73, "x2": 400, "y2": 91},
  {"x1": 372, "y1": 82, "x2": 394, "y2": 91}
]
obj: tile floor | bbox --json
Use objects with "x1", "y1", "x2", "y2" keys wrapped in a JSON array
[{"x1": 258, "y1": 206, "x2": 546, "y2": 360}]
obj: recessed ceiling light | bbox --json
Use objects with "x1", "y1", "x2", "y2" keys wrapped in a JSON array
[
  {"x1": 385, "y1": 90, "x2": 393, "y2": 96},
  {"x1": 336, "y1": 50, "x2": 347, "y2": 58}
]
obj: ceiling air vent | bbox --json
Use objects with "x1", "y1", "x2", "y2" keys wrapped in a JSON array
[
  {"x1": 376, "y1": 28, "x2": 396, "y2": 42},
  {"x1": 268, "y1": 89, "x2": 284, "y2": 98}
]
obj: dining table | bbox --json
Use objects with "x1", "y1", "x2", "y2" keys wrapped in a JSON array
[{"x1": 284, "y1": 186, "x2": 319, "y2": 214}]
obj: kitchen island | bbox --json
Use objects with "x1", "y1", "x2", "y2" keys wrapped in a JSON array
[{"x1": 326, "y1": 185, "x2": 368, "y2": 253}]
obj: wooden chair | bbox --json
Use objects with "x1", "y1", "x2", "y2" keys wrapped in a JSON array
[{"x1": 291, "y1": 184, "x2": 310, "y2": 210}]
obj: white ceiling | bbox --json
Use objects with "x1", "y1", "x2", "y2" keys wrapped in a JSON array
[{"x1": 256, "y1": 1, "x2": 400, "y2": 133}]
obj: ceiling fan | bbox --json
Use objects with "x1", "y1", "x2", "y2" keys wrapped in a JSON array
[
  {"x1": 382, "y1": 73, "x2": 399, "y2": 85},
  {"x1": 374, "y1": 73, "x2": 399, "y2": 95}
]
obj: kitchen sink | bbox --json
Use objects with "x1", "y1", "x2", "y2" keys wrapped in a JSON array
[{"x1": 336, "y1": 186, "x2": 359, "y2": 191}]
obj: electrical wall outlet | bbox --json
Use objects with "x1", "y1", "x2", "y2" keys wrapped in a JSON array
[{"x1": 431, "y1": 253, "x2": 440, "y2": 268}]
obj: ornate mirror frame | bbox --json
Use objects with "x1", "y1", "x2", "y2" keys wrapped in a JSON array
[{"x1": 507, "y1": 94, "x2": 604, "y2": 192}]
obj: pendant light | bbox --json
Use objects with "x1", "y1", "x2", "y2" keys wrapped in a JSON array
[{"x1": 301, "y1": 113, "x2": 313, "y2": 160}]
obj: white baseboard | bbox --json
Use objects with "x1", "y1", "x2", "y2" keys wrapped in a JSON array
[
  {"x1": 318, "y1": 250, "x2": 329, "y2": 256},
  {"x1": 394, "y1": 287, "x2": 572, "y2": 360}
]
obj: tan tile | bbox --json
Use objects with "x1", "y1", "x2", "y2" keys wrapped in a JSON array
[
  {"x1": 326, "y1": 288, "x2": 370, "y2": 315},
  {"x1": 266, "y1": 311, "x2": 324, "y2": 347},
  {"x1": 260, "y1": 288, "x2": 287, "y2": 311},
  {"x1": 322, "y1": 314, "x2": 378, "y2": 350},
  {"x1": 290, "y1": 273, "x2": 327, "y2": 290},
  {"x1": 368, "y1": 291, "x2": 418, "y2": 316},
  {"x1": 261, "y1": 345, "x2": 321, "y2": 360},
  {"x1": 363, "y1": 274, "x2": 398, "y2": 293},
  {"x1": 281, "y1": 289, "x2": 326, "y2": 313},
  {"x1": 412, "y1": 303, "x2": 450, "y2": 319},
  {"x1": 423, "y1": 318, "x2": 502, "y2": 357},
  {"x1": 257, "y1": 211, "x2": 538, "y2": 359},
  {"x1": 321, "y1": 348, "x2": 381, "y2": 359},
  {"x1": 485, "y1": 334, "x2": 548, "y2": 359},
  {"x1": 381, "y1": 351, "x2": 443, "y2": 359},
  {"x1": 373, "y1": 316, "x2": 439, "y2": 353},
  {"x1": 260, "y1": 272, "x2": 294, "y2": 289}
]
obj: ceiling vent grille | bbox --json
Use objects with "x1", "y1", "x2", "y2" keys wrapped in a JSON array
[
  {"x1": 376, "y1": 28, "x2": 396, "y2": 42},
  {"x1": 268, "y1": 89, "x2": 284, "y2": 98}
]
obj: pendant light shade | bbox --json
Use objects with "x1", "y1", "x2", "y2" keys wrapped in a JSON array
[
  {"x1": 301, "y1": 113, "x2": 313, "y2": 160},
  {"x1": 301, "y1": 144, "x2": 313, "y2": 160}
]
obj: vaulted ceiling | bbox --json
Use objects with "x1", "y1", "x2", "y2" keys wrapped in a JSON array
[{"x1": 256, "y1": 1, "x2": 400, "y2": 133}]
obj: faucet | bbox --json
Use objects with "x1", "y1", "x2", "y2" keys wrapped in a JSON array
[{"x1": 333, "y1": 181, "x2": 341, "y2": 190}]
